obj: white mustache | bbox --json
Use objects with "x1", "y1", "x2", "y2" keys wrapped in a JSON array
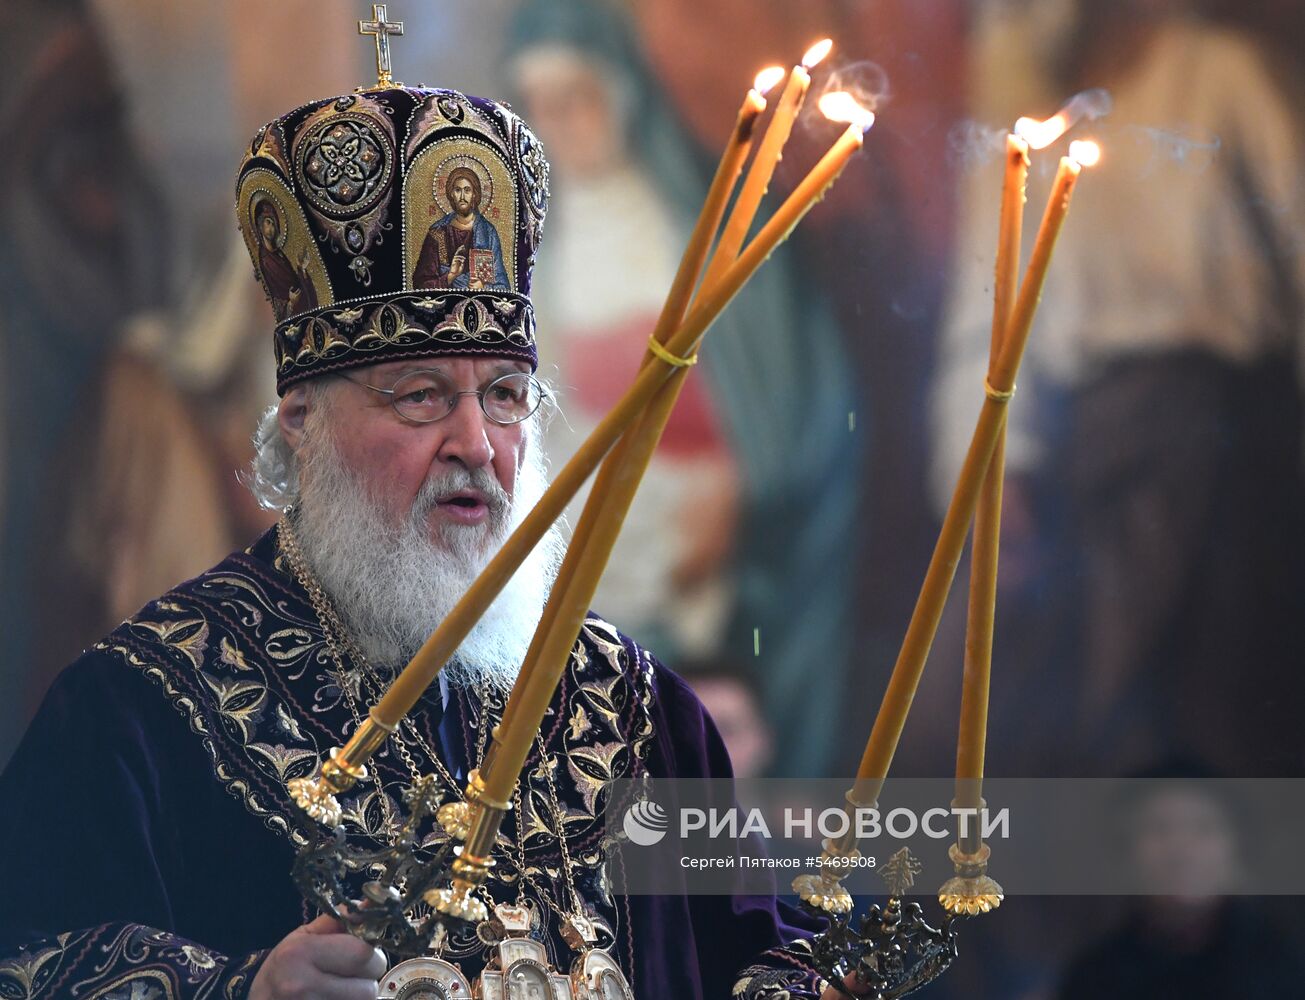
[{"x1": 412, "y1": 465, "x2": 510, "y2": 524}]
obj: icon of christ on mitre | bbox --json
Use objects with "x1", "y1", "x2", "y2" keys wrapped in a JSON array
[{"x1": 413, "y1": 162, "x2": 512, "y2": 291}]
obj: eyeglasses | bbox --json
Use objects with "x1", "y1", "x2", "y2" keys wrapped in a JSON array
[{"x1": 340, "y1": 368, "x2": 546, "y2": 425}]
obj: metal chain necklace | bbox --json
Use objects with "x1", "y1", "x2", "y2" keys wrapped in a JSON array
[
  {"x1": 511, "y1": 734, "x2": 585, "y2": 927},
  {"x1": 277, "y1": 512, "x2": 472, "y2": 802},
  {"x1": 277, "y1": 512, "x2": 593, "y2": 939}
]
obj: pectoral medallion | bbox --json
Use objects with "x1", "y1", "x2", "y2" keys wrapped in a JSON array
[
  {"x1": 570, "y1": 950, "x2": 634, "y2": 1000},
  {"x1": 378, "y1": 955, "x2": 474, "y2": 1000},
  {"x1": 476, "y1": 903, "x2": 575, "y2": 999},
  {"x1": 477, "y1": 937, "x2": 574, "y2": 1000},
  {"x1": 560, "y1": 915, "x2": 635, "y2": 1000}
]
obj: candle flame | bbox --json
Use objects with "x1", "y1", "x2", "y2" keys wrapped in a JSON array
[
  {"x1": 754, "y1": 66, "x2": 786, "y2": 96},
  {"x1": 802, "y1": 38, "x2": 834, "y2": 69},
  {"x1": 1069, "y1": 139, "x2": 1101, "y2": 167},
  {"x1": 1014, "y1": 113, "x2": 1069, "y2": 150},
  {"x1": 1015, "y1": 89, "x2": 1113, "y2": 150},
  {"x1": 818, "y1": 91, "x2": 875, "y2": 132}
]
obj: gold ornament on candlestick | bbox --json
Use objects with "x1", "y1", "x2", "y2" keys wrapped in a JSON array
[
  {"x1": 792, "y1": 815, "x2": 867, "y2": 916},
  {"x1": 287, "y1": 711, "x2": 393, "y2": 824},
  {"x1": 939, "y1": 842, "x2": 1004, "y2": 916},
  {"x1": 805, "y1": 848, "x2": 961, "y2": 999},
  {"x1": 424, "y1": 770, "x2": 511, "y2": 924},
  {"x1": 436, "y1": 800, "x2": 471, "y2": 841}
]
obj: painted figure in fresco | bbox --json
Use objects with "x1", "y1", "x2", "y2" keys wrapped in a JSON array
[
  {"x1": 413, "y1": 166, "x2": 510, "y2": 290},
  {"x1": 254, "y1": 198, "x2": 318, "y2": 320}
]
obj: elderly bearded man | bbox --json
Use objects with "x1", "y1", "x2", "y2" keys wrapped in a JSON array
[{"x1": 0, "y1": 63, "x2": 849, "y2": 1000}]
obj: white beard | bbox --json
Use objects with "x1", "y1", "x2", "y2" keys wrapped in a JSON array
[{"x1": 290, "y1": 418, "x2": 563, "y2": 692}]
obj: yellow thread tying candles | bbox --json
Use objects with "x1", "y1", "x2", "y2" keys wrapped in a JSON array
[
  {"x1": 646, "y1": 336, "x2": 699, "y2": 368},
  {"x1": 982, "y1": 379, "x2": 1016, "y2": 403}
]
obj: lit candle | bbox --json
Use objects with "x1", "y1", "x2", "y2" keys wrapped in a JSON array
[
  {"x1": 954, "y1": 132, "x2": 1028, "y2": 842},
  {"x1": 1014, "y1": 89, "x2": 1110, "y2": 151},
  {"x1": 843, "y1": 142, "x2": 1095, "y2": 831},
  {"x1": 698, "y1": 39, "x2": 831, "y2": 292},
  {"x1": 480, "y1": 97, "x2": 875, "y2": 805},
  {"x1": 496, "y1": 75, "x2": 777, "y2": 738}
]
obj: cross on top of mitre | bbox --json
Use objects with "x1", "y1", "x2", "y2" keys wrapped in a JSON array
[{"x1": 359, "y1": 3, "x2": 404, "y2": 89}]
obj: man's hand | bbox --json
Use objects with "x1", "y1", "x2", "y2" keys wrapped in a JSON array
[{"x1": 249, "y1": 913, "x2": 387, "y2": 1000}]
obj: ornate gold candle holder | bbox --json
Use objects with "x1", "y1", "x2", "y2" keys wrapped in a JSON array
[
  {"x1": 792, "y1": 836, "x2": 862, "y2": 915},
  {"x1": 938, "y1": 842, "x2": 1004, "y2": 916},
  {"x1": 425, "y1": 772, "x2": 511, "y2": 925},
  {"x1": 287, "y1": 713, "x2": 394, "y2": 828}
]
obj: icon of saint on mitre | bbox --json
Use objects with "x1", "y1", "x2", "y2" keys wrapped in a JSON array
[
  {"x1": 252, "y1": 195, "x2": 320, "y2": 320},
  {"x1": 413, "y1": 163, "x2": 510, "y2": 291}
]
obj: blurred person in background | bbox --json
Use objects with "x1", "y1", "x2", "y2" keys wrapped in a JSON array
[
  {"x1": 1057, "y1": 761, "x2": 1303, "y2": 998},
  {"x1": 677, "y1": 656, "x2": 775, "y2": 779},
  {"x1": 929, "y1": 0, "x2": 1305, "y2": 778}
]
